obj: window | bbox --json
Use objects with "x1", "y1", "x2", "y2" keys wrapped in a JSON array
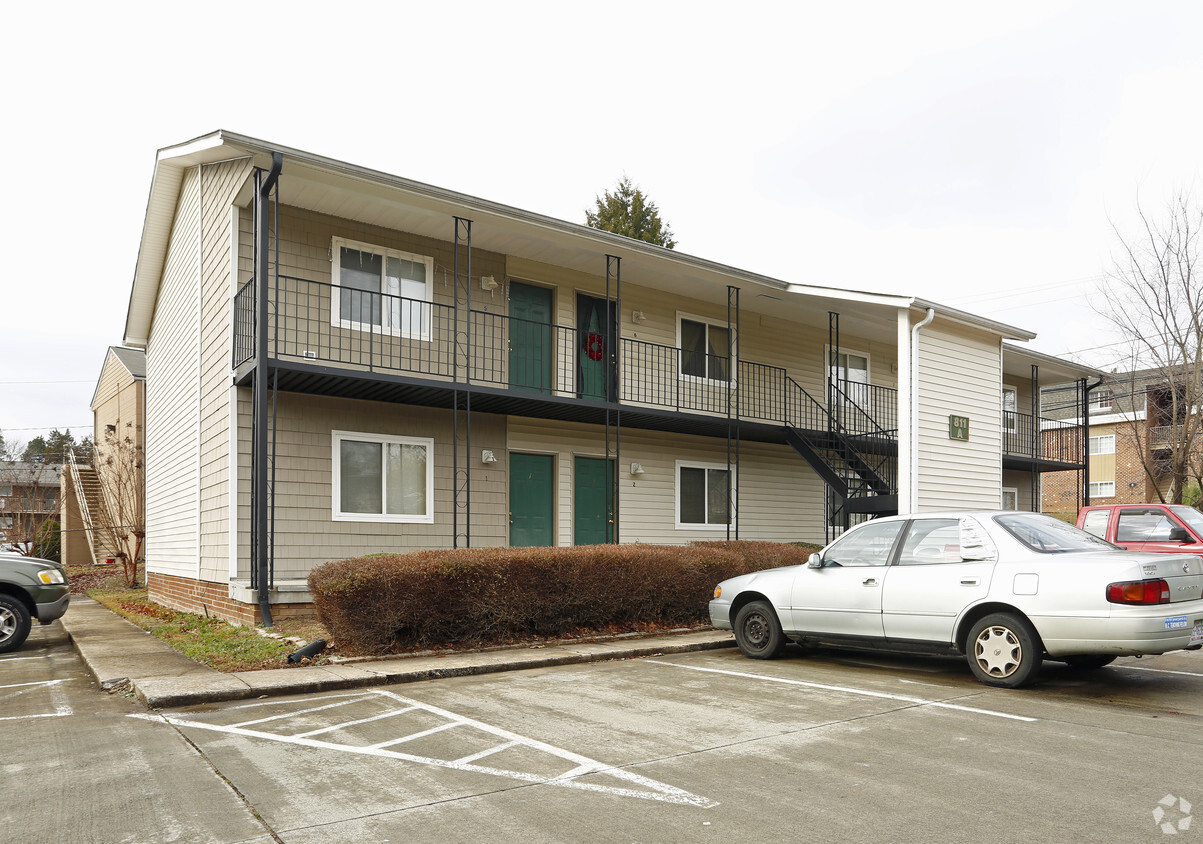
[
  {"x1": 828, "y1": 348, "x2": 870, "y2": 410},
  {"x1": 821, "y1": 519, "x2": 904, "y2": 567},
  {"x1": 1088, "y1": 435, "x2": 1115, "y2": 455},
  {"x1": 0, "y1": 484, "x2": 10, "y2": 497},
  {"x1": 1116, "y1": 511, "x2": 1177, "y2": 543},
  {"x1": 332, "y1": 431, "x2": 433, "y2": 523},
  {"x1": 1081, "y1": 509, "x2": 1109, "y2": 538},
  {"x1": 676, "y1": 462, "x2": 731, "y2": 527},
  {"x1": 898, "y1": 518, "x2": 965, "y2": 565},
  {"x1": 1088, "y1": 480, "x2": 1115, "y2": 498},
  {"x1": 1091, "y1": 389, "x2": 1113, "y2": 411},
  {"x1": 1002, "y1": 386, "x2": 1017, "y2": 432},
  {"x1": 678, "y1": 317, "x2": 730, "y2": 381},
  {"x1": 331, "y1": 237, "x2": 433, "y2": 339},
  {"x1": 1002, "y1": 488, "x2": 1018, "y2": 510}
]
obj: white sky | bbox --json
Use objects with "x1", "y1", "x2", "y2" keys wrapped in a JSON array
[{"x1": 3, "y1": 0, "x2": 1201, "y2": 445}]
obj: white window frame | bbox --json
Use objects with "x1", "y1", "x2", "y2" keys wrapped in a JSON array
[
  {"x1": 825, "y1": 345, "x2": 872, "y2": 416},
  {"x1": 674, "y1": 460, "x2": 734, "y2": 530},
  {"x1": 1092, "y1": 389, "x2": 1113, "y2": 411},
  {"x1": 331, "y1": 430, "x2": 435, "y2": 523},
  {"x1": 1088, "y1": 480, "x2": 1116, "y2": 498},
  {"x1": 1088, "y1": 434, "x2": 1115, "y2": 455},
  {"x1": 330, "y1": 236, "x2": 434, "y2": 340},
  {"x1": 1002, "y1": 384, "x2": 1018, "y2": 432},
  {"x1": 1002, "y1": 487, "x2": 1018, "y2": 510},
  {"x1": 676, "y1": 313, "x2": 736, "y2": 384}
]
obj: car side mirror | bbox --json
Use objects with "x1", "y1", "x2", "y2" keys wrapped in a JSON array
[
  {"x1": 808, "y1": 553, "x2": 823, "y2": 569},
  {"x1": 1168, "y1": 525, "x2": 1189, "y2": 542}
]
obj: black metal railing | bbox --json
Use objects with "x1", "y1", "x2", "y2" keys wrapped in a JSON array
[
  {"x1": 232, "y1": 275, "x2": 899, "y2": 435},
  {"x1": 1005, "y1": 411, "x2": 1084, "y2": 466}
]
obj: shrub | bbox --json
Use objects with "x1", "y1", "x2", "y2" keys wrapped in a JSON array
[{"x1": 309, "y1": 541, "x2": 809, "y2": 655}]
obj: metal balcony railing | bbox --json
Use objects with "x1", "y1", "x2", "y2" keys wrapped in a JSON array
[
  {"x1": 1004, "y1": 411, "x2": 1084, "y2": 465},
  {"x1": 232, "y1": 275, "x2": 899, "y2": 435}
]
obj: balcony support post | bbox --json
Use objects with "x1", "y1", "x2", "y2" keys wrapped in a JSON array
[
  {"x1": 726, "y1": 286, "x2": 740, "y2": 540},
  {"x1": 606, "y1": 255, "x2": 621, "y2": 543},
  {"x1": 252, "y1": 152, "x2": 282, "y2": 627}
]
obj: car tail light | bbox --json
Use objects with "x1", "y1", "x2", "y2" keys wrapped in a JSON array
[{"x1": 1106, "y1": 579, "x2": 1171, "y2": 605}]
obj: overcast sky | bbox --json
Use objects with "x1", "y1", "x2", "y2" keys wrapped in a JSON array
[{"x1": 2, "y1": 0, "x2": 1201, "y2": 445}]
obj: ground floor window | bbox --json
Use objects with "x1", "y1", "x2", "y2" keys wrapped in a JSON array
[
  {"x1": 1088, "y1": 480, "x2": 1115, "y2": 498},
  {"x1": 1002, "y1": 487, "x2": 1018, "y2": 510},
  {"x1": 332, "y1": 431, "x2": 433, "y2": 522},
  {"x1": 676, "y1": 461, "x2": 730, "y2": 528}
]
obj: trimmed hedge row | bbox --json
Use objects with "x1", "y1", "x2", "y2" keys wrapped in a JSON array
[{"x1": 308, "y1": 541, "x2": 814, "y2": 655}]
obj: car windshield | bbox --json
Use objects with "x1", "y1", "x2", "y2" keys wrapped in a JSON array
[
  {"x1": 993, "y1": 512, "x2": 1119, "y2": 554},
  {"x1": 1170, "y1": 506, "x2": 1203, "y2": 535}
]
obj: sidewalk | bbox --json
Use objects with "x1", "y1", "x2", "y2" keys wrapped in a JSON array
[{"x1": 59, "y1": 597, "x2": 736, "y2": 709}]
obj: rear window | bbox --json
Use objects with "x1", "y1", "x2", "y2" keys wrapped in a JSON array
[
  {"x1": 994, "y1": 513, "x2": 1118, "y2": 554},
  {"x1": 1081, "y1": 509, "x2": 1109, "y2": 538}
]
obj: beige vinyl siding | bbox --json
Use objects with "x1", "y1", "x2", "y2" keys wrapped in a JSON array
[
  {"x1": 145, "y1": 167, "x2": 202, "y2": 576},
  {"x1": 92, "y1": 352, "x2": 143, "y2": 438},
  {"x1": 198, "y1": 160, "x2": 254, "y2": 583},
  {"x1": 1001, "y1": 470, "x2": 1034, "y2": 510},
  {"x1": 915, "y1": 320, "x2": 1003, "y2": 510},
  {"x1": 505, "y1": 418, "x2": 827, "y2": 546},
  {"x1": 233, "y1": 394, "x2": 506, "y2": 579}
]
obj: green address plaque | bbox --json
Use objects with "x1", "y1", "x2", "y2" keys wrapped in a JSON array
[{"x1": 949, "y1": 415, "x2": 969, "y2": 441}]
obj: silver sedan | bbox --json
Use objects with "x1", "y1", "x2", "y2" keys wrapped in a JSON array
[{"x1": 709, "y1": 511, "x2": 1203, "y2": 687}]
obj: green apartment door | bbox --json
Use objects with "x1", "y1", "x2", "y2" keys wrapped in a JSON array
[
  {"x1": 510, "y1": 453, "x2": 554, "y2": 547},
  {"x1": 577, "y1": 294, "x2": 617, "y2": 401},
  {"x1": 509, "y1": 282, "x2": 553, "y2": 394},
  {"x1": 573, "y1": 457, "x2": 614, "y2": 545}
]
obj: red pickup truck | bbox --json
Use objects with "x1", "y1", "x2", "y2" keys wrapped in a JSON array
[{"x1": 1077, "y1": 503, "x2": 1203, "y2": 554}]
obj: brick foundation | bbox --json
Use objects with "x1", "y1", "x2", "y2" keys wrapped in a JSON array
[{"x1": 147, "y1": 572, "x2": 317, "y2": 627}]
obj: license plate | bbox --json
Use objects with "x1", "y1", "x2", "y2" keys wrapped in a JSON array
[{"x1": 1192, "y1": 622, "x2": 1203, "y2": 646}]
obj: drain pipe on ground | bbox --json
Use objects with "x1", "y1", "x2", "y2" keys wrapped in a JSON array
[{"x1": 910, "y1": 308, "x2": 936, "y2": 512}]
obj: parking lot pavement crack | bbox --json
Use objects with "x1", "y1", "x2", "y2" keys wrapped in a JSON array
[{"x1": 151, "y1": 713, "x2": 286, "y2": 844}]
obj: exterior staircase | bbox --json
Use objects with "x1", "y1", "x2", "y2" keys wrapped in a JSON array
[{"x1": 68, "y1": 456, "x2": 121, "y2": 565}]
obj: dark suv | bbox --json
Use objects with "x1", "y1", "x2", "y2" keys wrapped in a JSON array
[{"x1": 0, "y1": 553, "x2": 70, "y2": 653}]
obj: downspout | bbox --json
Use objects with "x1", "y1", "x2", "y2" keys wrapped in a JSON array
[
  {"x1": 254, "y1": 152, "x2": 282, "y2": 628},
  {"x1": 910, "y1": 308, "x2": 936, "y2": 512}
]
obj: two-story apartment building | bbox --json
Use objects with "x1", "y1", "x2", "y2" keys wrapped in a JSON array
[{"x1": 123, "y1": 131, "x2": 1098, "y2": 624}]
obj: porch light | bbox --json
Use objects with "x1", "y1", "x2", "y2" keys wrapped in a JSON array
[
  {"x1": 481, "y1": 276, "x2": 499, "y2": 291},
  {"x1": 481, "y1": 449, "x2": 498, "y2": 464},
  {"x1": 630, "y1": 462, "x2": 646, "y2": 476},
  {"x1": 631, "y1": 310, "x2": 647, "y2": 323}
]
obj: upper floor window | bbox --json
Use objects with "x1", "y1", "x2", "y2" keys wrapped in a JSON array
[
  {"x1": 678, "y1": 317, "x2": 730, "y2": 382},
  {"x1": 1091, "y1": 389, "x2": 1113, "y2": 411},
  {"x1": 1088, "y1": 434, "x2": 1115, "y2": 455},
  {"x1": 331, "y1": 237, "x2": 433, "y2": 340},
  {"x1": 1002, "y1": 386, "x2": 1017, "y2": 432}
]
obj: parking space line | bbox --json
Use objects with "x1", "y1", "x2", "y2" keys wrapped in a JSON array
[
  {"x1": 293, "y1": 706, "x2": 418, "y2": 739},
  {"x1": 652, "y1": 661, "x2": 1037, "y2": 722},
  {"x1": 368, "y1": 720, "x2": 461, "y2": 749},
  {"x1": 0, "y1": 678, "x2": 72, "y2": 720},
  {"x1": 130, "y1": 689, "x2": 718, "y2": 808},
  {"x1": 230, "y1": 694, "x2": 376, "y2": 729},
  {"x1": 1114, "y1": 665, "x2": 1203, "y2": 678}
]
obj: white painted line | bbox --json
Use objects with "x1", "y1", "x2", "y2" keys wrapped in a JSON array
[
  {"x1": 293, "y1": 706, "x2": 418, "y2": 739},
  {"x1": 225, "y1": 691, "x2": 367, "y2": 710},
  {"x1": 368, "y1": 720, "x2": 461, "y2": 749},
  {"x1": 134, "y1": 689, "x2": 717, "y2": 808},
  {"x1": 453, "y1": 740, "x2": 520, "y2": 765},
  {"x1": 1114, "y1": 665, "x2": 1203, "y2": 678},
  {"x1": 0, "y1": 679, "x2": 70, "y2": 690},
  {"x1": 230, "y1": 695, "x2": 375, "y2": 728},
  {"x1": 0, "y1": 655, "x2": 51, "y2": 662},
  {"x1": 0, "y1": 678, "x2": 72, "y2": 720},
  {"x1": 652, "y1": 662, "x2": 1037, "y2": 722}
]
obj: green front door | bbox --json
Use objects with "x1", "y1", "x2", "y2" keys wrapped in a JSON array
[
  {"x1": 510, "y1": 453, "x2": 554, "y2": 547},
  {"x1": 509, "y1": 282, "x2": 553, "y2": 394},
  {"x1": 577, "y1": 294, "x2": 616, "y2": 401},
  {"x1": 573, "y1": 457, "x2": 613, "y2": 545}
]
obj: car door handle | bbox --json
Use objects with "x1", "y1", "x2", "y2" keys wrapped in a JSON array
[
  {"x1": 961, "y1": 577, "x2": 980, "y2": 586},
  {"x1": 862, "y1": 578, "x2": 878, "y2": 586}
]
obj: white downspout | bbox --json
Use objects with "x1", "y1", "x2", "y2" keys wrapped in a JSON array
[{"x1": 910, "y1": 308, "x2": 936, "y2": 512}]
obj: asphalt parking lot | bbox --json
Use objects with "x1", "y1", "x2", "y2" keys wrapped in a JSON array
[{"x1": 152, "y1": 644, "x2": 1203, "y2": 842}]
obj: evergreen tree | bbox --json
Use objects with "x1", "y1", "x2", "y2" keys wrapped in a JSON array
[{"x1": 586, "y1": 177, "x2": 676, "y2": 249}]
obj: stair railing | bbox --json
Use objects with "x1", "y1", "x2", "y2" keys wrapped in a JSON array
[{"x1": 67, "y1": 451, "x2": 99, "y2": 565}]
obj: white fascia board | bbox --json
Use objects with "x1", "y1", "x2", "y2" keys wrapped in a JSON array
[{"x1": 911, "y1": 297, "x2": 1036, "y2": 341}]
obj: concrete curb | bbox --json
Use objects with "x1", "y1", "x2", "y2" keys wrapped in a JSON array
[{"x1": 60, "y1": 596, "x2": 736, "y2": 709}]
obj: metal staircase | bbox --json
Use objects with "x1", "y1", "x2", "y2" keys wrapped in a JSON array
[
  {"x1": 782, "y1": 377, "x2": 898, "y2": 533},
  {"x1": 67, "y1": 453, "x2": 121, "y2": 565}
]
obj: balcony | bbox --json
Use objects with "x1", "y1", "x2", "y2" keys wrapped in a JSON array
[
  {"x1": 1004, "y1": 411, "x2": 1085, "y2": 471},
  {"x1": 233, "y1": 276, "x2": 899, "y2": 444}
]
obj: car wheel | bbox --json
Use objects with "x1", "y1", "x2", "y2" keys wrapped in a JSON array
[
  {"x1": 733, "y1": 600, "x2": 786, "y2": 659},
  {"x1": 0, "y1": 594, "x2": 32, "y2": 654},
  {"x1": 966, "y1": 612, "x2": 1043, "y2": 688},
  {"x1": 1062, "y1": 655, "x2": 1116, "y2": 670}
]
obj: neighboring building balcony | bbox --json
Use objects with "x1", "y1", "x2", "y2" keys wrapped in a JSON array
[
  {"x1": 1010, "y1": 412, "x2": 1086, "y2": 471},
  {"x1": 232, "y1": 276, "x2": 900, "y2": 449}
]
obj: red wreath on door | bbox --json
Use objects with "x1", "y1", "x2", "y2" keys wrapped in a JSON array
[{"x1": 585, "y1": 332, "x2": 605, "y2": 361}]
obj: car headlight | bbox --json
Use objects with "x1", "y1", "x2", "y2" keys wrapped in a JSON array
[
  {"x1": 38, "y1": 570, "x2": 65, "y2": 585},
  {"x1": 713, "y1": 586, "x2": 722, "y2": 599}
]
